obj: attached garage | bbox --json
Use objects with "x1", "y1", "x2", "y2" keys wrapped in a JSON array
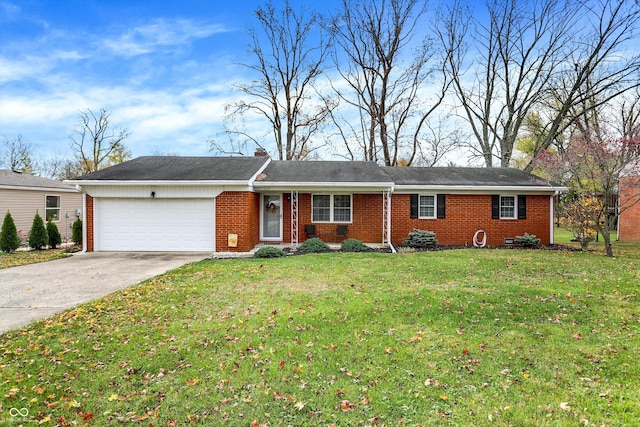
[{"x1": 95, "y1": 198, "x2": 215, "y2": 252}]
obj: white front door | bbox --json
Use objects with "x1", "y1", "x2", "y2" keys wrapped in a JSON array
[{"x1": 261, "y1": 194, "x2": 282, "y2": 240}]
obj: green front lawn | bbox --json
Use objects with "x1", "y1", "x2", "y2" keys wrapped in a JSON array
[{"x1": 1, "y1": 247, "x2": 639, "y2": 426}]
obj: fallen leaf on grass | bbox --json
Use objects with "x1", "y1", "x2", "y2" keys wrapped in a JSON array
[
  {"x1": 340, "y1": 400, "x2": 355, "y2": 412},
  {"x1": 559, "y1": 402, "x2": 571, "y2": 411}
]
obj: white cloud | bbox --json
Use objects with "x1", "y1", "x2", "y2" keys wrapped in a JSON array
[
  {"x1": 102, "y1": 19, "x2": 230, "y2": 58},
  {"x1": 0, "y1": 1, "x2": 20, "y2": 20}
]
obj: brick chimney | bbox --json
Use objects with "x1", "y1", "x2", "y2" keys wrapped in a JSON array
[{"x1": 254, "y1": 148, "x2": 269, "y2": 157}]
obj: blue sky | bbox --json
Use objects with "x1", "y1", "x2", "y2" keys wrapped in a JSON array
[{"x1": 0, "y1": 0, "x2": 342, "y2": 161}]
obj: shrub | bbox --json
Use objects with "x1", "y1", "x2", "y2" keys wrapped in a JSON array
[
  {"x1": 28, "y1": 212, "x2": 49, "y2": 250},
  {"x1": 0, "y1": 211, "x2": 20, "y2": 253},
  {"x1": 47, "y1": 219, "x2": 62, "y2": 249},
  {"x1": 403, "y1": 229, "x2": 438, "y2": 249},
  {"x1": 254, "y1": 246, "x2": 287, "y2": 258},
  {"x1": 72, "y1": 218, "x2": 83, "y2": 245},
  {"x1": 515, "y1": 232, "x2": 540, "y2": 248},
  {"x1": 299, "y1": 237, "x2": 331, "y2": 253},
  {"x1": 341, "y1": 238, "x2": 370, "y2": 252}
]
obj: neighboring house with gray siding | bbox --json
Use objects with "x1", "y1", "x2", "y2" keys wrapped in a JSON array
[{"x1": 0, "y1": 170, "x2": 82, "y2": 243}]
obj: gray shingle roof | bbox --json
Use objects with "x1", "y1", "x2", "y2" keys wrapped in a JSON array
[
  {"x1": 68, "y1": 156, "x2": 560, "y2": 189},
  {"x1": 258, "y1": 160, "x2": 393, "y2": 183},
  {"x1": 72, "y1": 156, "x2": 270, "y2": 181},
  {"x1": 384, "y1": 167, "x2": 558, "y2": 188},
  {"x1": 0, "y1": 169, "x2": 77, "y2": 190}
]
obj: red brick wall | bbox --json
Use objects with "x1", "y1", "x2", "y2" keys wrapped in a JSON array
[
  {"x1": 280, "y1": 193, "x2": 384, "y2": 243},
  {"x1": 86, "y1": 194, "x2": 94, "y2": 252},
  {"x1": 390, "y1": 194, "x2": 551, "y2": 246},
  {"x1": 619, "y1": 177, "x2": 640, "y2": 242},
  {"x1": 216, "y1": 191, "x2": 261, "y2": 252}
]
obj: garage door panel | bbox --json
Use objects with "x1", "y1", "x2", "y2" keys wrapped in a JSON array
[{"x1": 96, "y1": 199, "x2": 214, "y2": 251}]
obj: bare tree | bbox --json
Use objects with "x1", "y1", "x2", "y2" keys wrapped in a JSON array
[
  {"x1": 214, "y1": 0, "x2": 331, "y2": 160},
  {"x1": 329, "y1": 0, "x2": 452, "y2": 166},
  {"x1": 70, "y1": 108, "x2": 131, "y2": 174},
  {"x1": 439, "y1": 0, "x2": 575, "y2": 167},
  {"x1": 440, "y1": 0, "x2": 640, "y2": 169},
  {"x1": 38, "y1": 155, "x2": 86, "y2": 180},
  {"x1": 0, "y1": 135, "x2": 35, "y2": 173}
]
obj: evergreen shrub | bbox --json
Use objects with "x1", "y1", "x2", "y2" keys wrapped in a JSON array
[
  {"x1": 72, "y1": 218, "x2": 82, "y2": 245},
  {"x1": 515, "y1": 232, "x2": 540, "y2": 247},
  {"x1": 254, "y1": 246, "x2": 287, "y2": 258},
  {"x1": 47, "y1": 219, "x2": 62, "y2": 249},
  {"x1": 403, "y1": 229, "x2": 438, "y2": 249},
  {"x1": 299, "y1": 237, "x2": 331, "y2": 253},
  {"x1": 0, "y1": 211, "x2": 20, "y2": 253},
  {"x1": 341, "y1": 238, "x2": 370, "y2": 252},
  {"x1": 29, "y1": 212, "x2": 48, "y2": 250}
]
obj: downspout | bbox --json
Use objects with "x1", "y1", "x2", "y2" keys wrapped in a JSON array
[
  {"x1": 387, "y1": 185, "x2": 396, "y2": 253},
  {"x1": 550, "y1": 193, "x2": 555, "y2": 245}
]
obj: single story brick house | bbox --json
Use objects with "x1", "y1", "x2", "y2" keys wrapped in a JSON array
[
  {"x1": 1, "y1": 169, "x2": 83, "y2": 243},
  {"x1": 68, "y1": 156, "x2": 567, "y2": 253}
]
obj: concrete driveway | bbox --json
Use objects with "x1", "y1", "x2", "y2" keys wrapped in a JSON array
[{"x1": 0, "y1": 252, "x2": 210, "y2": 335}]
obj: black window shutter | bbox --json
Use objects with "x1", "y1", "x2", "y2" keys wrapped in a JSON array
[
  {"x1": 518, "y1": 195, "x2": 527, "y2": 219},
  {"x1": 491, "y1": 195, "x2": 500, "y2": 219},
  {"x1": 437, "y1": 194, "x2": 446, "y2": 218},
  {"x1": 410, "y1": 194, "x2": 418, "y2": 218}
]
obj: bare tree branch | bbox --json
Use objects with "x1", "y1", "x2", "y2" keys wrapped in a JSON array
[
  {"x1": 70, "y1": 108, "x2": 131, "y2": 174},
  {"x1": 219, "y1": 0, "x2": 331, "y2": 160}
]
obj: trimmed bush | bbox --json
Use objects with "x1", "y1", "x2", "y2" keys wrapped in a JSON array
[
  {"x1": 341, "y1": 238, "x2": 370, "y2": 252},
  {"x1": 254, "y1": 246, "x2": 287, "y2": 258},
  {"x1": 47, "y1": 219, "x2": 62, "y2": 249},
  {"x1": 72, "y1": 218, "x2": 83, "y2": 245},
  {"x1": 515, "y1": 232, "x2": 540, "y2": 248},
  {"x1": 29, "y1": 212, "x2": 49, "y2": 250},
  {"x1": 299, "y1": 237, "x2": 331, "y2": 253},
  {"x1": 403, "y1": 229, "x2": 438, "y2": 249},
  {"x1": 1, "y1": 211, "x2": 20, "y2": 253}
]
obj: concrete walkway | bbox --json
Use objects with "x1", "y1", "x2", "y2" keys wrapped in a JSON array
[{"x1": 0, "y1": 252, "x2": 210, "y2": 335}]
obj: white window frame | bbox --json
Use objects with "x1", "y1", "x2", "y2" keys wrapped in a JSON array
[
  {"x1": 45, "y1": 194, "x2": 61, "y2": 222},
  {"x1": 500, "y1": 195, "x2": 517, "y2": 219},
  {"x1": 312, "y1": 194, "x2": 352, "y2": 223},
  {"x1": 418, "y1": 194, "x2": 436, "y2": 219}
]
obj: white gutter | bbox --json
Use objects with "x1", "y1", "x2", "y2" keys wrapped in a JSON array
[
  {"x1": 393, "y1": 184, "x2": 569, "y2": 193},
  {"x1": 0, "y1": 184, "x2": 78, "y2": 192}
]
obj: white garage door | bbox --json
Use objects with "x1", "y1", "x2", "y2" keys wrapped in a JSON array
[{"x1": 96, "y1": 198, "x2": 215, "y2": 251}]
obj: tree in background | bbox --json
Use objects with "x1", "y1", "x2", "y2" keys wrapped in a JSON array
[
  {"x1": 329, "y1": 0, "x2": 454, "y2": 166},
  {"x1": 46, "y1": 218, "x2": 62, "y2": 249},
  {"x1": 536, "y1": 126, "x2": 640, "y2": 256},
  {"x1": 439, "y1": 0, "x2": 640, "y2": 168},
  {"x1": 0, "y1": 135, "x2": 36, "y2": 174},
  {"x1": 70, "y1": 108, "x2": 131, "y2": 176},
  {"x1": 559, "y1": 195, "x2": 602, "y2": 251},
  {"x1": 0, "y1": 211, "x2": 20, "y2": 253},
  {"x1": 28, "y1": 212, "x2": 48, "y2": 250},
  {"x1": 216, "y1": 0, "x2": 332, "y2": 160}
]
